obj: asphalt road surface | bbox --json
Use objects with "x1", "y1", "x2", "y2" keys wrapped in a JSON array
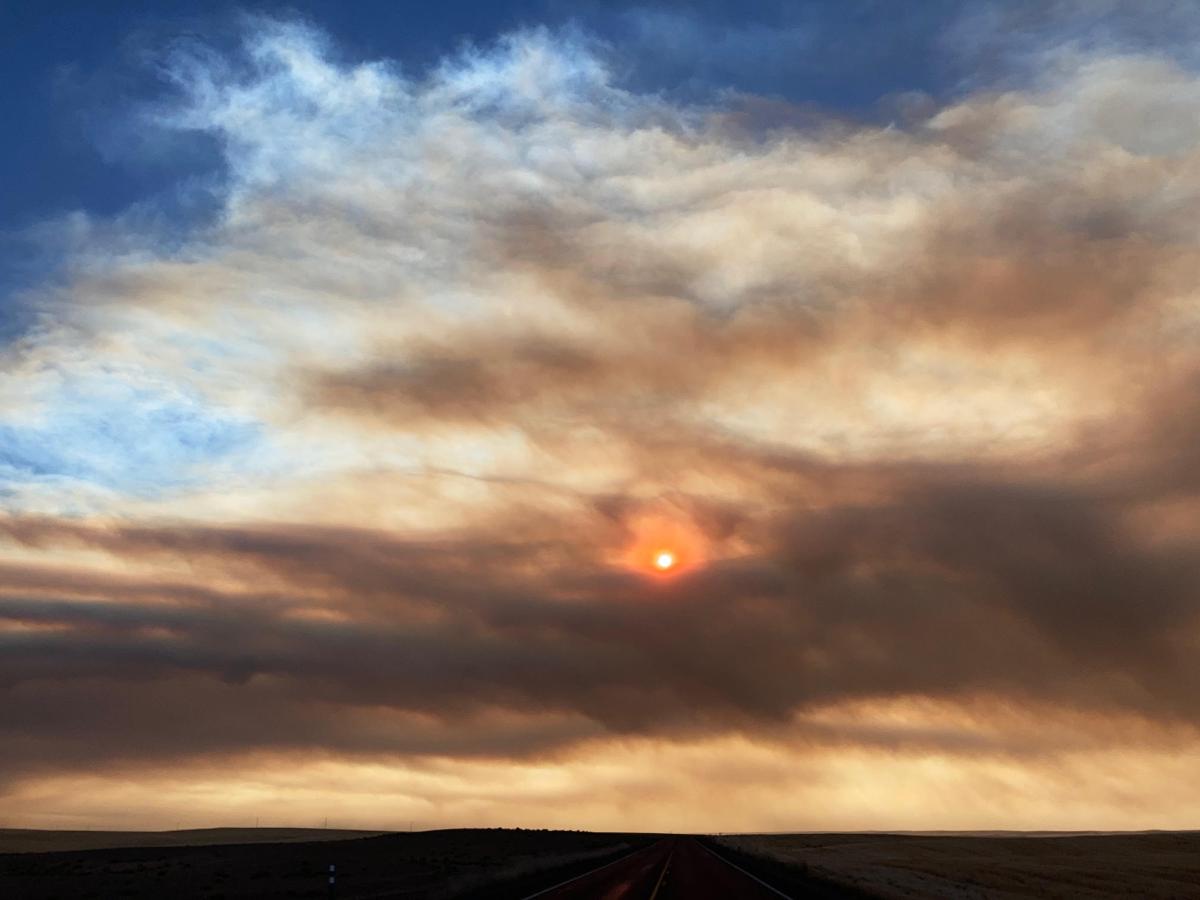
[{"x1": 524, "y1": 837, "x2": 799, "y2": 899}]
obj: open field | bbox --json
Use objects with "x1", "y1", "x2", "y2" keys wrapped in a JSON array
[
  {"x1": 5, "y1": 828, "x2": 1200, "y2": 898},
  {"x1": 0, "y1": 827, "x2": 654, "y2": 899},
  {"x1": 718, "y1": 831, "x2": 1200, "y2": 899}
]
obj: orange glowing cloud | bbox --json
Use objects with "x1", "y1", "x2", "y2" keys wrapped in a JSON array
[{"x1": 621, "y1": 511, "x2": 709, "y2": 576}]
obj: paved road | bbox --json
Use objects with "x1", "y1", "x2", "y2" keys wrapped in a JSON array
[
  {"x1": 525, "y1": 837, "x2": 793, "y2": 899},
  {"x1": 659, "y1": 838, "x2": 788, "y2": 899},
  {"x1": 525, "y1": 840, "x2": 671, "y2": 899}
]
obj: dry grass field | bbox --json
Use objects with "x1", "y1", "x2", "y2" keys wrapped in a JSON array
[{"x1": 718, "y1": 831, "x2": 1200, "y2": 899}]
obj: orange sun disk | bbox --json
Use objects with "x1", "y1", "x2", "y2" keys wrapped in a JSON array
[{"x1": 622, "y1": 514, "x2": 706, "y2": 576}]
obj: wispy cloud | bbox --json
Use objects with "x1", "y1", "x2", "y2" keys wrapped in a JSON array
[{"x1": 2, "y1": 11, "x2": 1200, "y2": 829}]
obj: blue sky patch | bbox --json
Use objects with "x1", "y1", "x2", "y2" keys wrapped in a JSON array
[{"x1": 0, "y1": 376, "x2": 260, "y2": 501}]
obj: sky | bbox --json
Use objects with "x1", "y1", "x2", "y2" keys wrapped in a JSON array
[{"x1": 2, "y1": 0, "x2": 1200, "y2": 832}]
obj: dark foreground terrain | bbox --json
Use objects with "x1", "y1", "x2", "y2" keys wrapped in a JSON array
[
  {"x1": 2, "y1": 827, "x2": 1199, "y2": 898},
  {"x1": 0, "y1": 828, "x2": 657, "y2": 899},
  {"x1": 720, "y1": 831, "x2": 1200, "y2": 899}
]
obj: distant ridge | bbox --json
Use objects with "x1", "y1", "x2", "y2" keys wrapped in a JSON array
[{"x1": 0, "y1": 827, "x2": 385, "y2": 854}]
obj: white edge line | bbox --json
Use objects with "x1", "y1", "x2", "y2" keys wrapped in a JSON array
[
  {"x1": 647, "y1": 848, "x2": 673, "y2": 900},
  {"x1": 698, "y1": 839, "x2": 793, "y2": 900},
  {"x1": 519, "y1": 842, "x2": 657, "y2": 900}
]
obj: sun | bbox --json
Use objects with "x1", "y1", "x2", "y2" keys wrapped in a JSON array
[{"x1": 617, "y1": 510, "x2": 706, "y2": 576}]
